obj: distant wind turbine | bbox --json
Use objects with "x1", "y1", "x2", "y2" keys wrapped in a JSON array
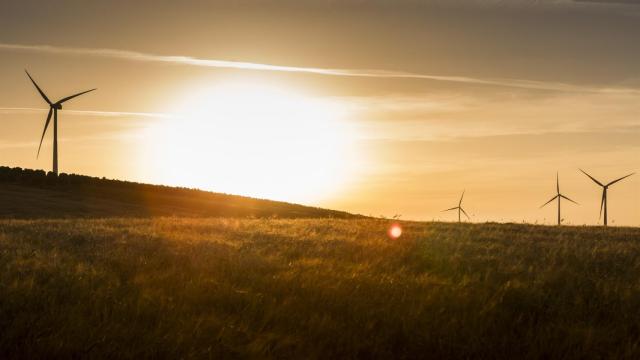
[
  {"x1": 25, "y1": 70, "x2": 96, "y2": 175},
  {"x1": 540, "y1": 172, "x2": 578, "y2": 226},
  {"x1": 579, "y1": 169, "x2": 634, "y2": 226},
  {"x1": 443, "y1": 190, "x2": 470, "y2": 223}
]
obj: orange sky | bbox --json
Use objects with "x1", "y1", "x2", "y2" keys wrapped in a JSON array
[{"x1": 0, "y1": 1, "x2": 638, "y2": 225}]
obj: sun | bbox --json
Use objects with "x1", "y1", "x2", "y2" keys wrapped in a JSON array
[{"x1": 139, "y1": 80, "x2": 358, "y2": 204}]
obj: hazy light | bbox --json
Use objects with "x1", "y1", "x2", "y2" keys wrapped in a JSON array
[
  {"x1": 388, "y1": 223, "x2": 402, "y2": 239},
  {"x1": 139, "y1": 80, "x2": 358, "y2": 204}
]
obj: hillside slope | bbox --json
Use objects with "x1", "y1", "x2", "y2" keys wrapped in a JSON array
[{"x1": 0, "y1": 166, "x2": 357, "y2": 219}]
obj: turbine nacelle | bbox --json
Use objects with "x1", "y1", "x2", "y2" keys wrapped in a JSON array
[{"x1": 53, "y1": 103, "x2": 63, "y2": 110}]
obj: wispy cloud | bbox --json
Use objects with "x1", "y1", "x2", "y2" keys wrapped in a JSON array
[
  {"x1": 0, "y1": 132, "x2": 146, "y2": 150},
  {"x1": 0, "y1": 107, "x2": 171, "y2": 118},
  {"x1": 343, "y1": 89, "x2": 640, "y2": 142},
  {"x1": 2, "y1": 43, "x2": 638, "y2": 94},
  {"x1": 573, "y1": 0, "x2": 640, "y2": 5}
]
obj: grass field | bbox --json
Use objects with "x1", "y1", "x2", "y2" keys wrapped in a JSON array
[{"x1": 2, "y1": 218, "x2": 640, "y2": 358}]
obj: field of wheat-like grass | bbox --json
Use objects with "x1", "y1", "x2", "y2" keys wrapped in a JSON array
[{"x1": 1, "y1": 218, "x2": 640, "y2": 358}]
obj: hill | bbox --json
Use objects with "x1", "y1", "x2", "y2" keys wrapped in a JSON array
[
  {"x1": 1, "y1": 218, "x2": 639, "y2": 358},
  {"x1": 0, "y1": 166, "x2": 357, "y2": 219}
]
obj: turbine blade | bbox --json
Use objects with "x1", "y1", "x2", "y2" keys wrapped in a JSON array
[
  {"x1": 556, "y1": 172, "x2": 560, "y2": 195},
  {"x1": 559, "y1": 194, "x2": 579, "y2": 205},
  {"x1": 57, "y1": 88, "x2": 97, "y2": 104},
  {"x1": 579, "y1": 169, "x2": 604, "y2": 187},
  {"x1": 599, "y1": 190, "x2": 605, "y2": 219},
  {"x1": 459, "y1": 190, "x2": 465, "y2": 206},
  {"x1": 37, "y1": 108, "x2": 53, "y2": 158},
  {"x1": 460, "y1": 207, "x2": 471, "y2": 220},
  {"x1": 540, "y1": 195, "x2": 558, "y2": 208},
  {"x1": 607, "y1": 173, "x2": 635, "y2": 187},
  {"x1": 25, "y1": 70, "x2": 52, "y2": 105},
  {"x1": 442, "y1": 207, "x2": 458, "y2": 212}
]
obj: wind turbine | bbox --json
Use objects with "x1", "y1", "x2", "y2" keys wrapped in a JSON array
[
  {"x1": 540, "y1": 172, "x2": 578, "y2": 226},
  {"x1": 25, "y1": 70, "x2": 96, "y2": 175},
  {"x1": 443, "y1": 190, "x2": 470, "y2": 223},
  {"x1": 579, "y1": 169, "x2": 634, "y2": 226}
]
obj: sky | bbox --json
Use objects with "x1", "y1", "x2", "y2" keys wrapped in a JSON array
[{"x1": 0, "y1": 0, "x2": 638, "y2": 225}]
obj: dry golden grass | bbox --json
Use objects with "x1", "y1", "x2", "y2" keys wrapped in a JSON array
[{"x1": 1, "y1": 218, "x2": 640, "y2": 358}]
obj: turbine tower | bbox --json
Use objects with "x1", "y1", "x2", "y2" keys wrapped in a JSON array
[
  {"x1": 540, "y1": 172, "x2": 578, "y2": 226},
  {"x1": 25, "y1": 70, "x2": 96, "y2": 175},
  {"x1": 443, "y1": 190, "x2": 470, "y2": 223},
  {"x1": 579, "y1": 169, "x2": 634, "y2": 226}
]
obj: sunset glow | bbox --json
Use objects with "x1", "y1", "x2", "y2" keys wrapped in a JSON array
[
  {"x1": 140, "y1": 81, "x2": 358, "y2": 203},
  {"x1": 0, "y1": 1, "x2": 638, "y2": 225},
  {"x1": 3, "y1": 2, "x2": 640, "y2": 358}
]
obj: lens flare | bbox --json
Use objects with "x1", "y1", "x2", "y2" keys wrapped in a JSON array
[{"x1": 388, "y1": 223, "x2": 402, "y2": 239}]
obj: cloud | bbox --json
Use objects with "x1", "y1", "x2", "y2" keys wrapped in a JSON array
[
  {"x1": 0, "y1": 107, "x2": 171, "y2": 118},
  {"x1": 1, "y1": 43, "x2": 638, "y2": 94},
  {"x1": 342, "y1": 89, "x2": 640, "y2": 143},
  {"x1": 0, "y1": 132, "x2": 146, "y2": 150},
  {"x1": 573, "y1": 0, "x2": 640, "y2": 5}
]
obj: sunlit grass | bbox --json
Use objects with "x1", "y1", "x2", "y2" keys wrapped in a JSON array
[{"x1": 1, "y1": 218, "x2": 640, "y2": 358}]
